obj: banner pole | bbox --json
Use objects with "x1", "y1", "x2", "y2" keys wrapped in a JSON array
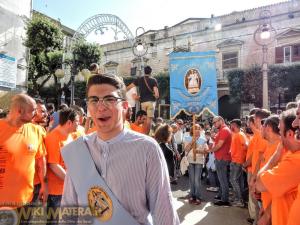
[{"x1": 192, "y1": 114, "x2": 196, "y2": 161}]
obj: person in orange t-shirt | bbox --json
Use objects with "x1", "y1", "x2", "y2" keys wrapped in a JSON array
[
  {"x1": 130, "y1": 110, "x2": 150, "y2": 135},
  {"x1": 287, "y1": 102, "x2": 300, "y2": 225},
  {"x1": 229, "y1": 119, "x2": 247, "y2": 207},
  {"x1": 256, "y1": 109, "x2": 300, "y2": 225},
  {"x1": 45, "y1": 108, "x2": 79, "y2": 224},
  {"x1": 0, "y1": 94, "x2": 47, "y2": 223},
  {"x1": 260, "y1": 115, "x2": 281, "y2": 209},
  {"x1": 243, "y1": 115, "x2": 260, "y2": 224},
  {"x1": 31, "y1": 99, "x2": 48, "y2": 205},
  {"x1": 249, "y1": 109, "x2": 270, "y2": 194}
]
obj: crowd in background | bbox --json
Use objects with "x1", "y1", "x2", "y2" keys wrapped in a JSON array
[{"x1": 0, "y1": 66, "x2": 300, "y2": 225}]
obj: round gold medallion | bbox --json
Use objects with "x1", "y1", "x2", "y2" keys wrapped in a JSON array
[
  {"x1": 87, "y1": 186, "x2": 113, "y2": 222},
  {"x1": 0, "y1": 207, "x2": 18, "y2": 225}
]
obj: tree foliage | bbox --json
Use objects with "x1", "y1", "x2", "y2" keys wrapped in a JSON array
[
  {"x1": 72, "y1": 40, "x2": 102, "y2": 71},
  {"x1": 25, "y1": 14, "x2": 64, "y2": 96},
  {"x1": 227, "y1": 63, "x2": 300, "y2": 108}
]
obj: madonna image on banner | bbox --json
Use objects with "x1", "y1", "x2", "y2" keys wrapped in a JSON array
[{"x1": 184, "y1": 69, "x2": 202, "y2": 95}]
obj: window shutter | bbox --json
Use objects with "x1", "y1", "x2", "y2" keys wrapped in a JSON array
[{"x1": 275, "y1": 47, "x2": 284, "y2": 63}]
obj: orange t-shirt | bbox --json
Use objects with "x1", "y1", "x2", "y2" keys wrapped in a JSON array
[
  {"x1": 260, "y1": 140, "x2": 281, "y2": 210},
  {"x1": 0, "y1": 120, "x2": 45, "y2": 207},
  {"x1": 33, "y1": 125, "x2": 47, "y2": 185},
  {"x1": 287, "y1": 184, "x2": 300, "y2": 225},
  {"x1": 261, "y1": 140, "x2": 281, "y2": 168},
  {"x1": 251, "y1": 131, "x2": 267, "y2": 174},
  {"x1": 230, "y1": 131, "x2": 247, "y2": 164},
  {"x1": 130, "y1": 123, "x2": 147, "y2": 134},
  {"x1": 260, "y1": 150, "x2": 300, "y2": 225},
  {"x1": 45, "y1": 128, "x2": 74, "y2": 195}
]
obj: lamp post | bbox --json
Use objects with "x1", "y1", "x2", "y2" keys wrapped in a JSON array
[
  {"x1": 55, "y1": 68, "x2": 65, "y2": 106},
  {"x1": 132, "y1": 27, "x2": 148, "y2": 111},
  {"x1": 253, "y1": 10, "x2": 276, "y2": 109},
  {"x1": 70, "y1": 53, "x2": 79, "y2": 106}
]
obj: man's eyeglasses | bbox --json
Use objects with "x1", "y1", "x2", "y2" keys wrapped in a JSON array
[{"x1": 87, "y1": 95, "x2": 124, "y2": 108}]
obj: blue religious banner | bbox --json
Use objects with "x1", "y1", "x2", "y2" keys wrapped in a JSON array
[{"x1": 169, "y1": 51, "x2": 218, "y2": 118}]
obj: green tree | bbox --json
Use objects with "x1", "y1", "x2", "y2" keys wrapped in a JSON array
[
  {"x1": 25, "y1": 14, "x2": 64, "y2": 96},
  {"x1": 227, "y1": 63, "x2": 300, "y2": 109},
  {"x1": 72, "y1": 40, "x2": 102, "y2": 71}
]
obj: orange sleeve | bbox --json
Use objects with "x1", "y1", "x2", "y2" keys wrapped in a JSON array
[
  {"x1": 260, "y1": 152, "x2": 300, "y2": 198},
  {"x1": 45, "y1": 133, "x2": 61, "y2": 164}
]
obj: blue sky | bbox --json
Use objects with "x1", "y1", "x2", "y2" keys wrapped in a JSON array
[{"x1": 33, "y1": 0, "x2": 287, "y2": 44}]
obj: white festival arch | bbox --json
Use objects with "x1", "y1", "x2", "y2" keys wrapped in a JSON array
[{"x1": 72, "y1": 14, "x2": 134, "y2": 45}]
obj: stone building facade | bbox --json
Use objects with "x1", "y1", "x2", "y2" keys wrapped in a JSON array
[
  {"x1": 101, "y1": 0, "x2": 300, "y2": 105},
  {"x1": 0, "y1": 0, "x2": 32, "y2": 110}
]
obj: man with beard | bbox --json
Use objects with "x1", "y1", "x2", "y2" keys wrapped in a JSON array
[
  {"x1": 206, "y1": 116, "x2": 232, "y2": 206},
  {"x1": 0, "y1": 94, "x2": 47, "y2": 223},
  {"x1": 33, "y1": 99, "x2": 48, "y2": 129},
  {"x1": 31, "y1": 99, "x2": 48, "y2": 205}
]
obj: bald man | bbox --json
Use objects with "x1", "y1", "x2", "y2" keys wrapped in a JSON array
[
  {"x1": 207, "y1": 116, "x2": 232, "y2": 206},
  {"x1": 0, "y1": 94, "x2": 48, "y2": 222}
]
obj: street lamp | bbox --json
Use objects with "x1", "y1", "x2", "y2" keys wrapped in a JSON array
[
  {"x1": 253, "y1": 10, "x2": 276, "y2": 109},
  {"x1": 132, "y1": 27, "x2": 148, "y2": 111},
  {"x1": 70, "y1": 52, "x2": 79, "y2": 106}
]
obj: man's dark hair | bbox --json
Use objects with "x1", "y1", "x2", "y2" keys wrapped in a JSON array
[
  {"x1": 144, "y1": 66, "x2": 152, "y2": 75},
  {"x1": 255, "y1": 108, "x2": 271, "y2": 119},
  {"x1": 46, "y1": 103, "x2": 55, "y2": 112},
  {"x1": 280, "y1": 109, "x2": 297, "y2": 135},
  {"x1": 154, "y1": 124, "x2": 172, "y2": 143},
  {"x1": 286, "y1": 102, "x2": 298, "y2": 110},
  {"x1": 199, "y1": 123, "x2": 205, "y2": 129},
  {"x1": 136, "y1": 110, "x2": 147, "y2": 119},
  {"x1": 70, "y1": 105, "x2": 85, "y2": 117},
  {"x1": 89, "y1": 63, "x2": 99, "y2": 72},
  {"x1": 86, "y1": 74, "x2": 126, "y2": 99},
  {"x1": 230, "y1": 119, "x2": 242, "y2": 128},
  {"x1": 59, "y1": 108, "x2": 78, "y2": 126},
  {"x1": 263, "y1": 115, "x2": 280, "y2": 134},
  {"x1": 249, "y1": 108, "x2": 260, "y2": 116}
]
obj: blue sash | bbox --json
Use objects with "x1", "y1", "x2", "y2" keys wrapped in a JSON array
[{"x1": 62, "y1": 136, "x2": 140, "y2": 225}]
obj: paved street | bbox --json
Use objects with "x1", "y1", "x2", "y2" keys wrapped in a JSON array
[{"x1": 171, "y1": 175, "x2": 249, "y2": 225}]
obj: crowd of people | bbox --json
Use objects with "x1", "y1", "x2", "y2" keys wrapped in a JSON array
[{"x1": 0, "y1": 65, "x2": 299, "y2": 225}]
